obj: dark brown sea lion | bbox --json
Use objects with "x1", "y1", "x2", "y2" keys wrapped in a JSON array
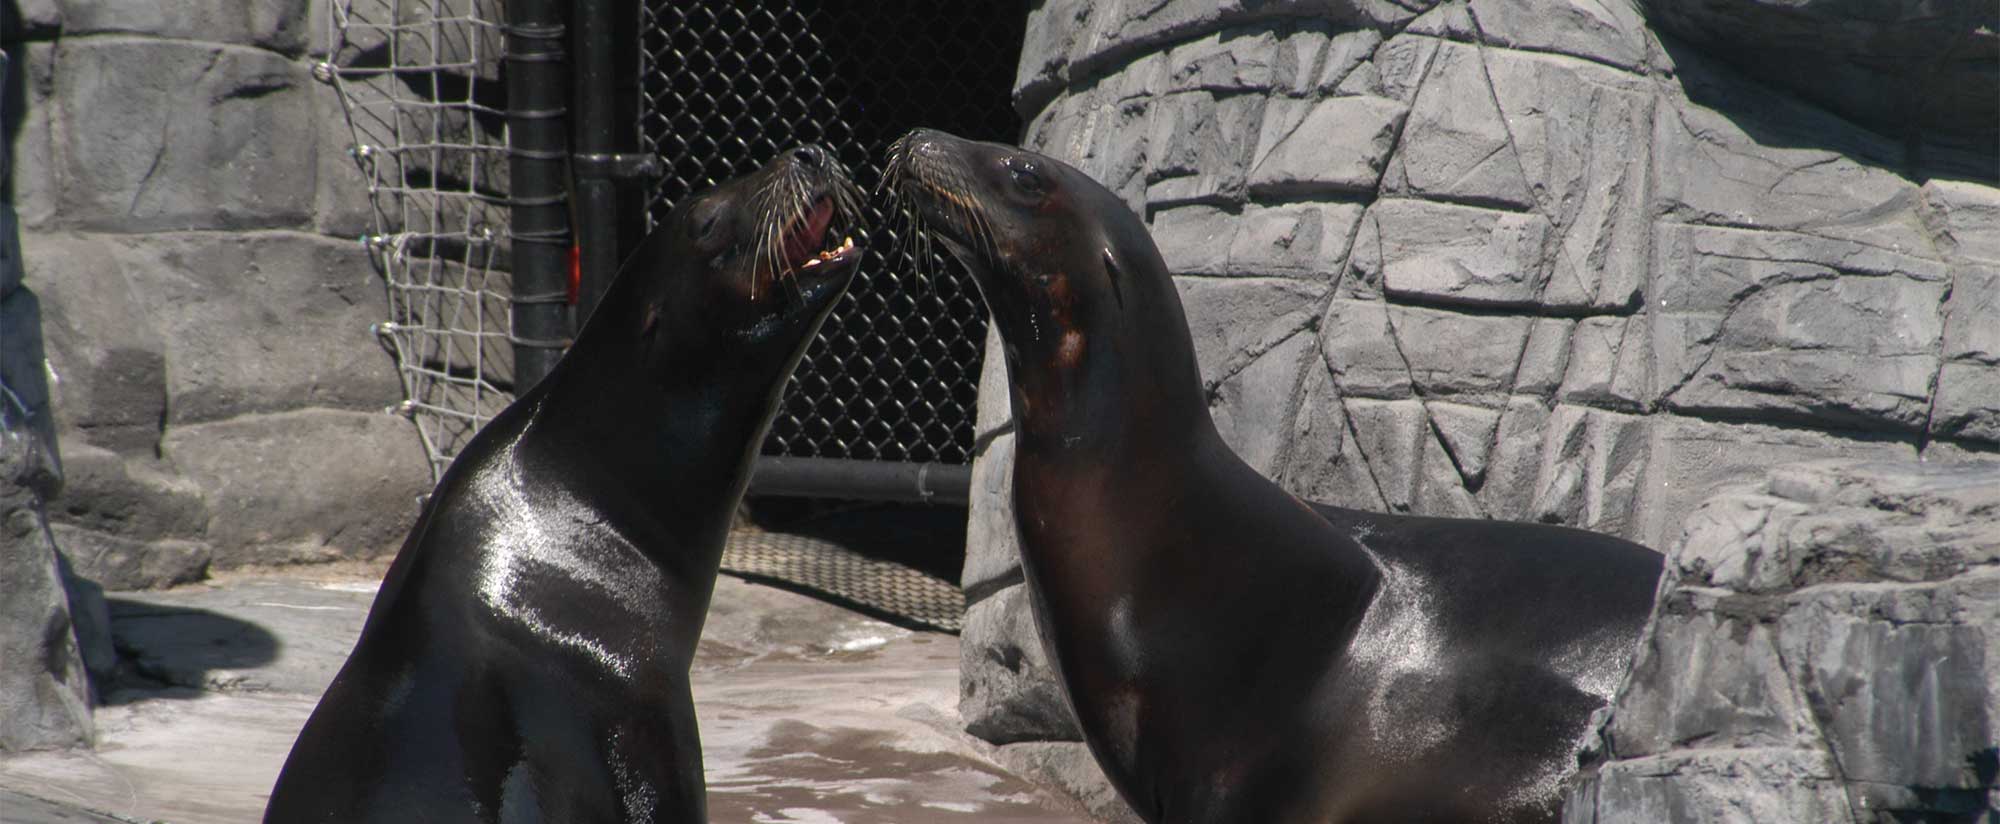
[
  {"x1": 264, "y1": 145, "x2": 864, "y2": 823},
  {"x1": 888, "y1": 128, "x2": 1663, "y2": 824}
]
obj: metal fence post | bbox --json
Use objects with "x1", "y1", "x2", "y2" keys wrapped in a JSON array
[
  {"x1": 503, "y1": 0, "x2": 572, "y2": 392},
  {"x1": 569, "y1": 0, "x2": 621, "y2": 325}
]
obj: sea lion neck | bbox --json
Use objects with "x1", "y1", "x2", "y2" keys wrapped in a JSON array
[
  {"x1": 1004, "y1": 347, "x2": 1217, "y2": 466},
  {"x1": 998, "y1": 262, "x2": 1215, "y2": 463},
  {"x1": 518, "y1": 340, "x2": 770, "y2": 553}
]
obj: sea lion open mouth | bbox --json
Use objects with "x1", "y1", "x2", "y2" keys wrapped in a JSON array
[
  {"x1": 780, "y1": 197, "x2": 859, "y2": 274},
  {"x1": 751, "y1": 153, "x2": 866, "y2": 299}
]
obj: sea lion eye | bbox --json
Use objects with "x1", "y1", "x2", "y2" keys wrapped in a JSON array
[
  {"x1": 688, "y1": 199, "x2": 725, "y2": 241},
  {"x1": 1006, "y1": 157, "x2": 1046, "y2": 195}
]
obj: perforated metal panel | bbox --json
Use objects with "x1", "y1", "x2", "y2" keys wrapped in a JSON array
[{"x1": 637, "y1": 2, "x2": 1025, "y2": 465}]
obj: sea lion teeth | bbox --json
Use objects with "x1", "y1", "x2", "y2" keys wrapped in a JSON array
[{"x1": 802, "y1": 237, "x2": 853, "y2": 266}]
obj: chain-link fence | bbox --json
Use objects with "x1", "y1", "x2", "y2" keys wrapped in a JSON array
[
  {"x1": 321, "y1": 0, "x2": 518, "y2": 480},
  {"x1": 638, "y1": 2, "x2": 1025, "y2": 466}
]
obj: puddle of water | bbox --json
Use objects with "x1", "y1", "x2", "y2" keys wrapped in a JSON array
[{"x1": 835, "y1": 636, "x2": 889, "y2": 653}]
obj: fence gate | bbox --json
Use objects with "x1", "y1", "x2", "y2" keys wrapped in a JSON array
[{"x1": 634, "y1": 1, "x2": 1027, "y2": 502}]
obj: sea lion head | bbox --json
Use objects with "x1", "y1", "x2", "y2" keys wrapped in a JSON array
[
  {"x1": 599, "y1": 145, "x2": 866, "y2": 386},
  {"x1": 885, "y1": 129, "x2": 1199, "y2": 425}
]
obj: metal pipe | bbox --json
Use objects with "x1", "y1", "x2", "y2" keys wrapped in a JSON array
[
  {"x1": 503, "y1": 0, "x2": 572, "y2": 392},
  {"x1": 748, "y1": 457, "x2": 971, "y2": 506},
  {"x1": 569, "y1": 0, "x2": 621, "y2": 325}
]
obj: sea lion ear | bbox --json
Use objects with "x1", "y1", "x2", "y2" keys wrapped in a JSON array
[{"x1": 1102, "y1": 247, "x2": 1125, "y2": 309}]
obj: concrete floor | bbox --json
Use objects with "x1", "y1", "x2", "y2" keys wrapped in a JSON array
[{"x1": 0, "y1": 562, "x2": 1096, "y2": 824}]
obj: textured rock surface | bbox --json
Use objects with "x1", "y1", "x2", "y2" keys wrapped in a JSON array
[
  {"x1": 163, "y1": 409, "x2": 426, "y2": 568},
  {"x1": 960, "y1": 584, "x2": 1082, "y2": 745},
  {"x1": 1567, "y1": 460, "x2": 2000, "y2": 823},
  {"x1": 52, "y1": 39, "x2": 317, "y2": 233},
  {"x1": 1643, "y1": 0, "x2": 1997, "y2": 171},
  {"x1": 965, "y1": 0, "x2": 2000, "y2": 815},
  {"x1": 23, "y1": 227, "x2": 426, "y2": 577},
  {"x1": 58, "y1": 0, "x2": 311, "y2": 54},
  {"x1": 0, "y1": 495, "x2": 91, "y2": 752}
]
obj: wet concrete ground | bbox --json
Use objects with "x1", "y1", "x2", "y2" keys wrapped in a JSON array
[{"x1": 0, "y1": 562, "x2": 1097, "y2": 824}]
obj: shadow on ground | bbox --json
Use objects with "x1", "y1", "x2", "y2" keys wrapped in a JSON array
[
  {"x1": 104, "y1": 577, "x2": 377, "y2": 701},
  {"x1": 104, "y1": 598, "x2": 281, "y2": 703}
]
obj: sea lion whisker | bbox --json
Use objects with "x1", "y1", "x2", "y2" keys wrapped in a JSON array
[
  {"x1": 834, "y1": 179, "x2": 866, "y2": 243},
  {"x1": 885, "y1": 197, "x2": 919, "y2": 274},
  {"x1": 878, "y1": 143, "x2": 1000, "y2": 279},
  {"x1": 785, "y1": 175, "x2": 806, "y2": 296},
  {"x1": 880, "y1": 182, "x2": 929, "y2": 277},
  {"x1": 752, "y1": 214, "x2": 777, "y2": 299},
  {"x1": 943, "y1": 168, "x2": 1000, "y2": 265},
  {"x1": 908, "y1": 206, "x2": 940, "y2": 291}
]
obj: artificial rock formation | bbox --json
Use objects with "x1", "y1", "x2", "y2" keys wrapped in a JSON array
[
  {"x1": 4, "y1": 1, "x2": 428, "y2": 589},
  {"x1": 961, "y1": 0, "x2": 2000, "y2": 813},
  {"x1": 1, "y1": 45, "x2": 92, "y2": 753},
  {"x1": 1567, "y1": 460, "x2": 2000, "y2": 822}
]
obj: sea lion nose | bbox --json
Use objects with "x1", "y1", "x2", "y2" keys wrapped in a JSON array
[
  {"x1": 793, "y1": 145, "x2": 826, "y2": 169},
  {"x1": 906, "y1": 129, "x2": 944, "y2": 158}
]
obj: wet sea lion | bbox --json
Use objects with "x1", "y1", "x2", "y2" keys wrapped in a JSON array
[
  {"x1": 265, "y1": 145, "x2": 865, "y2": 823},
  {"x1": 888, "y1": 128, "x2": 1663, "y2": 823}
]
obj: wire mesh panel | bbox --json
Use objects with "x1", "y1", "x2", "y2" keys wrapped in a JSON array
[
  {"x1": 321, "y1": 0, "x2": 517, "y2": 480},
  {"x1": 638, "y1": 2, "x2": 1026, "y2": 466}
]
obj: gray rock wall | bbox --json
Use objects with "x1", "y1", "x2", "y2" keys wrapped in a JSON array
[
  {"x1": 1566, "y1": 460, "x2": 2000, "y2": 822},
  {"x1": 962, "y1": 0, "x2": 1999, "y2": 814},
  {"x1": 4, "y1": 0, "x2": 429, "y2": 593},
  {"x1": 1, "y1": 44, "x2": 93, "y2": 753},
  {"x1": 0, "y1": 498, "x2": 93, "y2": 752}
]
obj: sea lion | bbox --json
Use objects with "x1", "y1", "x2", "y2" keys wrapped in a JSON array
[
  {"x1": 887, "y1": 128, "x2": 1663, "y2": 823},
  {"x1": 264, "y1": 145, "x2": 865, "y2": 823}
]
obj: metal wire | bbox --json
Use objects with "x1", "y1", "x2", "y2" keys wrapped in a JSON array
[
  {"x1": 323, "y1": 0, "x2": 516, "y2": 480},
  {"x1": 638, "y1": 1, "x2": 1025, "y2": 466}
]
